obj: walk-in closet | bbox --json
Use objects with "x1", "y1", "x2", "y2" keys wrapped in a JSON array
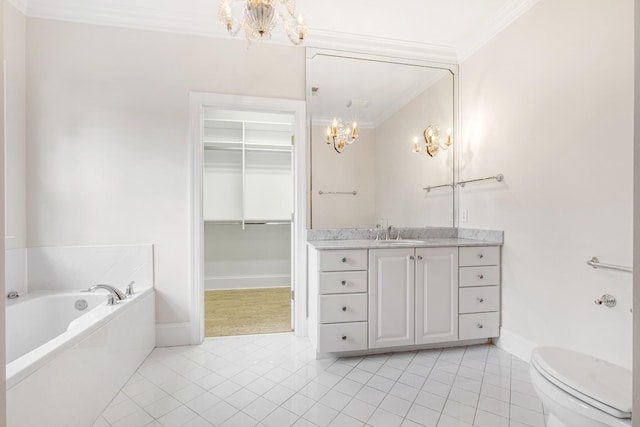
[{"x1": 202, "y1": 107, "x2": 294, "y2": 337}]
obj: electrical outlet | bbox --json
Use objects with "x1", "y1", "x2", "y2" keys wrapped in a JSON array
[{"x1": 461, "y1": 209, "x2": 468, "y2": 222}]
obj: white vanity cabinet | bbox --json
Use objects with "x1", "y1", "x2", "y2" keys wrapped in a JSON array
[
  {"x1": 308, "y1": 242, "x2": 500, "y2": 356},
  {"x1": 458, "y1": 246, "x2": 501, "y2": 340},
  {"x1": 368, "y1": 247, "x2": 458, "y2": 349}
]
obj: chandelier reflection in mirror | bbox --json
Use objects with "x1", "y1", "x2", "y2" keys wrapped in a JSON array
[
  {"x1": 219, "y1": 0, "x2": 307, "y2": 45},
  {"x1": 412, "y1": 125, "x2": 452, "y2": 157},
  {"x1": 326, "y1": 119, "x2": 358, "y2": 153}
]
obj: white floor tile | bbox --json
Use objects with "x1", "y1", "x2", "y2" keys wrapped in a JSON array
[
  {"x1": 367, "y1": 407, "x2": 404, "y2": 427},
  {"x1": 342, "y1": 397, "x2": 376, "y2": 422},
  {"x1": 99, "y1": 335, "x2": 536, "y2": 427},
  {"x1": 328, "y1": 412, "x2": 364, "y2": 427},
  {"x1": 261, "y1": 406, "x2": 300, "y2": 427},
  {"x1": 302, "y1": 402, "x2": 339, "y2": 427},
  {"x1": 474, "y1": 408, "x2": 510, "y2": 427},
  {"x1": 156, "y1": 405, "x2": 198, "y2": 427},
  {"x1": 379, "y1": 394, "x2": 412, "y2": 417}
]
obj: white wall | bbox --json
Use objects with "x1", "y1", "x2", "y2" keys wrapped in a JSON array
[
  {"x1": 4, "y1": 2, "x2": 25, "y2": 251},
  {"x1": 1, "y1": 0, "x2": 7, "y2": 423},
  {"x1": 311, "y1": 126, "x2": 376, "y2": 229},
  {"x1": 25, "y1": 18, "x2": 305, "y2": 338},
  {"x1": 375, "y1": 73, "x2": 454, "y2": 228},
  {"x1": 204, "y1": 224, "x2": 290, "y2": 289},
  {"x1": 460, "y1": 0, "x2": 634, "y2": 368}
]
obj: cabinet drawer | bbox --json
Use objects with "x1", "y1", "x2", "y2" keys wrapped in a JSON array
[
  {"x1": 459, "y1": 266, "x2": 500, "y2": 287},
  {"x1": 319, "y1": 271, "x2": 367, "y2": 294},
  {"x1": 459, "y1": 312, "x2": 499, "y2": 340},
  {"x1": 319, "y1": 294, "x2": 368, "y2": 324},
  {"x1": 459, "y1": 246, "x2": 500, "y2": 267},
  {"x1": 318, "y1": 322, "x2": 368, "y2": 353},
  {"x1": 459, "y1": 286, "x2": 499, "y2": 314},
  {"x1": 318, "y1": 250, "x2": 368, "y2": 272}
]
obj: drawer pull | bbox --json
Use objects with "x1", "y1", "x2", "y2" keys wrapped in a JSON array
[
  {"x1": 341, "y1": 257, "x2": 347, "y2": 263},
  {"x1": 478, "y1": 253, "x2": 484, "y2": 259},
  {"x1": 409, "y1": 256, "x2": 415, "y2": 260},
  {"x1": 417, "y1": 255, "x2": 423, "y2": 260},
  {"x1": 342, "y1": 306, "x2": 347, "y2": 312},
  {"x1": 341, "y1": 280, "x2": 346, "y2": 286},
  {"x1": 477, "y1": 297, "x2": 485, "y2": 303},
  {"x1": 341, "y1": 335, "x2": 347, "y2": 340},
  {"x1": 477, "y1": 323, "x2": 484, "y2": 329},
  {"x1": 478, "y1": 274, "x2": 484, "y2": 279}
]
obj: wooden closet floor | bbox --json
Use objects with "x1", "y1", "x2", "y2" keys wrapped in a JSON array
[{"x1": 204, "y1": 287, "x2": 292, "y2": 337}]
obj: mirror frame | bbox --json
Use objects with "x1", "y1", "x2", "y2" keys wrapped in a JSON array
[{"x1": 305, "y1": 48, "x2": 459, "y2": 229}]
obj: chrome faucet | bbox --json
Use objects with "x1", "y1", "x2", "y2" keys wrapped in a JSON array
[
  {"x1": 386, "y1": 225, "x2": 393, "y2": 240},
  {"x1": 7, "y1": 291, "x2": 19, "y2": 299},
  {"x1": 87, "y1": 284, "x2": 127, "y2": 306}
]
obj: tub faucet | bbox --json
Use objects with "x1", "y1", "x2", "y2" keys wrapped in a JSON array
[
  {"x1": 87, "y1": 284, "x2": 127, "y2": 306},
  {"x1": 7, "y1": 291, "x2": 19, "y2": 299}
]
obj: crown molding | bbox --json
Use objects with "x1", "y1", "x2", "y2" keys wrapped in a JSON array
[
  {"x1": 25, "y1": 1, "x2": 223, "y2": 39},
  {"x1": 457, "y1": 0, "x2": 541, "y2": 63},
  {"x1": 7, "y1": 0, "x2": 28, "y2": 15},
  {"x1": 306, "y1": 29, "x2": 458, "y2": 65}
]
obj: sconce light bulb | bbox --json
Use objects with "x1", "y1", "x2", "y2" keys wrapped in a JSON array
[
  {"x1": 446, "y1": 128, "x2": 451, "y2": 136},
  {"x1": 413, "y1": 136, "x2": 418, "y2": 143},
  {"x1": 297, "y1": 14, "x2": 304, "y2": 25}
]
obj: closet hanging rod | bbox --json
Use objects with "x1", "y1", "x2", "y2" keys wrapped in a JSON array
[
  {"x1": 204, "y1": 220, "x2": 291, "y2": 225},
  {"x1": 204, "y1": 146, "x2": 291, "y2": 153},
  {"x1": 318, "y1": 190, "x2": 357, "y2": 196},
  {"x1": 586, "y1": 256, "x2": 632, "y2": 273}
]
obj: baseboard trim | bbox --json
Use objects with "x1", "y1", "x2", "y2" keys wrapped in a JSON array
[
  {"x1": 493, "y1": 327, "x2": 538, "y2": 362},
  {"x1": 204, "y1": 274, "x2": 291, "y2": 290},
  {"x1": 156, "y1": 322, "x2": 192, "y2": 347}
]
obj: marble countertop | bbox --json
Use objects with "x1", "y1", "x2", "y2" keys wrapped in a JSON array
[{"x1": 307, "y1": 238, "x2": 500, "y2": 250}]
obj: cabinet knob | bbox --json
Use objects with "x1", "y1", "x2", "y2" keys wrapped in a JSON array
[
  {"x1": 477, "y1": 297, "x2": 485, "y2": 303},
  {"x1": 478, "y1": 253, "x2": 484, "y2": 259},
  {"x1": 478, "y1": 274, "x2": 484, "y2": 279},
  {"x1": 341, "y1": 335, "x2": 347, "y2": 340},
  {"x1": 409, "y1": 256, "x2": 415, "y2": 260},
  {"x1": 342, "y1": 306, "x2": 347, "y2": 312},
  {"x1": 417, "y1": 255, "x2": 423, "y2": 260},
  {"x1": 341, "y1": 280, "x2": 346, "y2": 286},
  {"x1": 477, "y1": 323, "x2": 484, "y2": 329},
  {"x1": 341, "y1": 257, "x2": 347, "y2": 263}
]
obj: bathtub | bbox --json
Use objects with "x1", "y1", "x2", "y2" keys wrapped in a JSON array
[{"x1": 6, "y1": 287, "x2": 155, "y2": 427}]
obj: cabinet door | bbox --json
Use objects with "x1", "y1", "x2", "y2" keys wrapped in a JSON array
[
  {"x1": 415, "y1": 247, "x2": 458, "y2": 344},
  {"x1": 369, "y1": 248, "x2": 415, "y2": 348}
]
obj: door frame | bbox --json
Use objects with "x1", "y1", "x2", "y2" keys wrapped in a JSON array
[{"x1": 188, "y1": 92, "x2": 307, "y2": 344}]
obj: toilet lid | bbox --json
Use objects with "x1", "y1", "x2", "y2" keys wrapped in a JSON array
[{"x1": 531, "y1": 347, "x2": 632, "y2": 419}]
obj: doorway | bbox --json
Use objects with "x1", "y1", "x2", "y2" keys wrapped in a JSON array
[
  {"x1": 189, "y1": 93, "x2": 307, "y2": 344},
  {"x1": 202, "y1": 107, "x2": 294, "y2": 337}
]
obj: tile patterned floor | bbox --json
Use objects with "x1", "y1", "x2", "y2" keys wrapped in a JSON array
[{"x1": 94, "y1": 334, "x2": 547, "y2": 427}]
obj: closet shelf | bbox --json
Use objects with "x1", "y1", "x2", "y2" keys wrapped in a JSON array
[{"x1": 205, "y1": 219, "x2": 291, "y2": 225}]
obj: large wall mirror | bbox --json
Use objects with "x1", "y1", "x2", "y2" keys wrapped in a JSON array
[{"x1": 307, "y1": 50, "x2": 457, "y2": 230}]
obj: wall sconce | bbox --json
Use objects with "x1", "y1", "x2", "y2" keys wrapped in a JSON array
[
  {"x1": 326, "y1": 118, "x2": 358, "y2": 153},
  {"x1": 412, "y1": 125, "x2": 452, "y2": 157}
]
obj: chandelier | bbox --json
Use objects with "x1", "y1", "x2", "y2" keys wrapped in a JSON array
[
  {"x1": 326, "y1": 119, "x2": 358, "y2": 153},
  {"x1": 219, "y1": 0, "x2": 307, "y2": 45},
  {"x1": 413, "y1": 125, "x2": 452, "y2": 157}
]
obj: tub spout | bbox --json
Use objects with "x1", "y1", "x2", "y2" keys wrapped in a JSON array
[{"x1": 87, "y1": 284, "x2": 127, "y2": 305}]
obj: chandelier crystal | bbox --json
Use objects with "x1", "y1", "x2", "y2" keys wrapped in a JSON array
[
  {"x1": 326, "y1": 119, "x2": 358, "y2": 154},
  {"x1": 219, "y1": 0, "x2": 307, "y2": 45}
]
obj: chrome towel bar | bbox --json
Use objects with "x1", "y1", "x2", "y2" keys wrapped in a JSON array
[
  {"x1": 318, "y1": 190, "x2": 357, "y2": 196},
  {"x1": 587, "y1": 256, "x2": 632, "y2": 273}
]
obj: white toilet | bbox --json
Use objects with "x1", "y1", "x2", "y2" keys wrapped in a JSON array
[{"x1": 529, "y1": 347, "x2": 632, "y2": 427}]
